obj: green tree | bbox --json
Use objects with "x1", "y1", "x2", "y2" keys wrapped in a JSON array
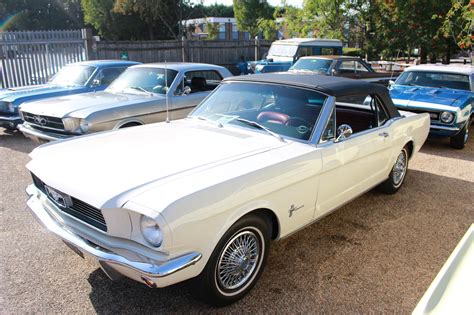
[
  {"x1": 257, "y1": 18, "x2": 277, "y2": 40},
  {"x1": 113, "y1": 0, "x2": 201, "y2": 40},
  {"x1": 233, "y1": 0, "x2": 273, "y2": 37},
  {"x1": 437, "y1": 0, "x2": 472, "y2": 51},
  {"x1": 0, "y1": 0, "x2": 84, "y2": 30},
  {"x1": 81, "y1": 0, "x2": 147, "y2": 40},
  {"x1": 191, "y1": 4, "x2": 234, "y2": 18},
  {"x1": 276, "y1": 4, "x2": 306, "y2": 38},
  {"x1": 303, "y1": 0, "x2": 348, "y2": 40},
  {"x1": 205, "y1": 21, "x2": 219, "y2": 40}
]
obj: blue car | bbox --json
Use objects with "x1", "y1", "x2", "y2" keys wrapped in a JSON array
[
  {"x1": 252, "y1": 38, "x2": 343, "y2": 74},
  {"x1": 0, "y1": 60, "x2": 140, "y2": 131},
  {"x1": 390, "y1": 65, "x2": 473, "y2": 149}
]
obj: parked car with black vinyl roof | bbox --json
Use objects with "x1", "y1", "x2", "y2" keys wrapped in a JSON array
[{"x1": 25, "y1": 73, "x2": 429, "y2": 306}]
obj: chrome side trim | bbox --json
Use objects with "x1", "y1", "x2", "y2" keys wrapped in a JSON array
[{"x1": 26, "y1": 185, "x2": 201, "y2": 278}]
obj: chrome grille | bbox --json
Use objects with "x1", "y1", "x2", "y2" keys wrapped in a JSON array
[
  {"x1": 31, "y1": 173, "x2": 107, "y2": 231},
  {"x1": 22, "y1": 112, "x2": 65, "y2": 130}
]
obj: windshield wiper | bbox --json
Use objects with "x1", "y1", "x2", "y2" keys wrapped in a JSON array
[
  {"x1": 234, "y1": 118, "x2": 285, "y2": 142},
  {"x1": 128, "y1": 86, "x2": 154, "y2": 96},
  {"x1": 195, "y1": 116, "x2": 223, "y2": 128}
]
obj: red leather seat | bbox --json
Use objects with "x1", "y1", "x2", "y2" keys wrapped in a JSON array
[{"x1": 257, "y1": 111, "x2": 290, "y2": 124}]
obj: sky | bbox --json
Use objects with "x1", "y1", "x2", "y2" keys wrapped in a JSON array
[{"x1": 199, "y1": 0, "x2": 304, "y2": 7}]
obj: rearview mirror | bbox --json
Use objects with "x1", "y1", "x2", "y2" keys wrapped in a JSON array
[
  {"x1": 388, "y1": 80, "x2": 395, "y2": 87},
  {"x1": 335, "y1": 124, "x2": 353, "y2": 142}
]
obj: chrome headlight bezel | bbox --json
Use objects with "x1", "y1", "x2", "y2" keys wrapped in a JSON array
[
  {"x1": 63, "y1": 117, "x2": 89, "y2": 133},
  {"x1": 440, "y1": 111, "x2": 454, "y2": 124},
  {"x1": 140, "y1": 215, "x2": 163, "y2": 247},
  {"x1": 0, "y1": 101, "x2": 14, "y2": 113}
]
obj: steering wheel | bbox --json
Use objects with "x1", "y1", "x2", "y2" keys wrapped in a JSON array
[{"x1": 285, "y1": 117, "x2": 313, "y2": 135}]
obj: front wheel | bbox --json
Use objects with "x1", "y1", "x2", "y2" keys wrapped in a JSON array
[
  {"x1": 193, "y1": 214, "x2": 270, "y2": 306},
  {"x1": 379, "y1": 146, "x2": 409, "y2": 194},
  {"x1": 450, "y1": 121, "x2": 469, "y2": 150}
]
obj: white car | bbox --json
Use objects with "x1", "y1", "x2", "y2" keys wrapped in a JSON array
[{"x1": 25, "y1": 74, "x2": 430, "y2": 305}]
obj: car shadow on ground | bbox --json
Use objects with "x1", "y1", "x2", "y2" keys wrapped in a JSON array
[
  {"x1": 85, "y1": 169, "x2": 473, "y2": 313},
  {"x1": 420, "y1": 137, "x2": 474, "y2": 162},
  {"x1": 0, "y1": 129, "x2": 38, "y2": 154}
]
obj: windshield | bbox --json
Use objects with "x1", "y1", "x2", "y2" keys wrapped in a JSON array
[
  {"x1": 107, "y1": 67, "x2": 178, "y2": 94},
  {"x1": 49, "y1": 65, "x2": 96, "y2": 86},
  {"x1": 267, "y1": 44, "x2": 298, "y2": 57},
  {"x1": 395, "y1": 71, "x2": 470, "y2": 91},
  {"x1": 190, "y1": 82, "x2": 327, "y2": 141},
  {"x1": 290, "y1": 59, "x2": 333, "y2": 73}
]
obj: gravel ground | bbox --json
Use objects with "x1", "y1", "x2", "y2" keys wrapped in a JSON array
[{"x1": 0, "y1": 129, "x2": 472, "y2": 314}]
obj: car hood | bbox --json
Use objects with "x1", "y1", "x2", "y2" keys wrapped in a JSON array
[
  {"x1": 19, "y1": 90, "x2": 162, "y2": 118},
  {"x1": 27, "y1": 119, "x2": 289, "y2": 208},
  {"x1": 0, "y1": 84, "x2": 84, "y2": 103},
  {"x1": 390, "y1": 85, "x2": 471, "y2": 109}
]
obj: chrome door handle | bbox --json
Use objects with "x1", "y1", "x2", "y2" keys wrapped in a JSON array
[{"x1": 378, "y1": 132, "x2": 389, "y2": 138}]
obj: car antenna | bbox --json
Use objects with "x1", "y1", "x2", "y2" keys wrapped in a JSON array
[{"x1": 165, "y1": 60, "x2": 170, "y2": 123}]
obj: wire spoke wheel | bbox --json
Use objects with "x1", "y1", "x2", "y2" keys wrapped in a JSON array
[
  {"x1": 392, "y1": 149, "x2": 407, "y2": 187},
  {"x1": 216, "y1": 230, "x2": 261, "y2": 292}
]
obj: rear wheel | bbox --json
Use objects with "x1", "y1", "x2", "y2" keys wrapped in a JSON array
[
  {"x1": 193, "y1": 214, "x2": 270, "y2": 306},
  {"x1": 450, "y1": 121, "x2": 469, "y2": 150},
  {"x1": 379, "y1": 146, "x2": 409, "y2": 194}
]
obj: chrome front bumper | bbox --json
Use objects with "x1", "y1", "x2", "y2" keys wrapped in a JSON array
[
  {"x1": 18, "y1": 123, "x2": 72, "y2": 142},
  {"x1": 25, "y1": 185, "x2": 202, "y2": 287}
]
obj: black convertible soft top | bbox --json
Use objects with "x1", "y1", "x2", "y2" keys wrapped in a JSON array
[{"x1": 225, "y1": 73, "x2": 400, "y2": 118}]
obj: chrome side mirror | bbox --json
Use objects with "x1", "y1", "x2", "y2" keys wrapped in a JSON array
[
  {"x1": 182, "y1": 86, "x2": 191, "y2": 96},
  {"x1": 388, "y1": 80, "x2": 395, "y2": 87},
  {"x1": 331, "y1": 68, "x2": 337, "y2": 76},
  {"x1": 335, "y1": 124, "x2": 353, "y2": 142},
  {"x1": 91, "y1": 79, "x2": 101, "y2": 87}
]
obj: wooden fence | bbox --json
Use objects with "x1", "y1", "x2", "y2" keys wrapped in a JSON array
[
  {"x1": 94, "y1": 39, "x2": 273, "y2": 73},
  {"x1": 0, "y1": 31, "x2": 273, "y2": 88},
  {"x1": 0, "y1": 29, "x2": 88, "y2": 88}
]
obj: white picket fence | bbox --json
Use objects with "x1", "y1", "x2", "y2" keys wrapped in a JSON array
[{"x1": 0, "y1": 30, "x2": 88, "y2": 88}]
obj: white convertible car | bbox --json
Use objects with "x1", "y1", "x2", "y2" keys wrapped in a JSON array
[{"x1": 25, "y1": 74, "x2": 430, "y2": 305}]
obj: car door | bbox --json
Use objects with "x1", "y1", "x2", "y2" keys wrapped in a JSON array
[
  {"x1": 314, "y1": 94, "x2": 395, "y2": 217},
  {"x1": 170, "y1": 70, "x2": 223, "y2": 120}
]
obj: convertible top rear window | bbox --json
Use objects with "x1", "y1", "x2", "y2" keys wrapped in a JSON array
[{"x1": 190, "y1": 82, "x2": 327, "y2": 141}]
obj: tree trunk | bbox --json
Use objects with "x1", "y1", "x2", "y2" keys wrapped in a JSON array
[
  {"x1": 443, "y1": 42, "x2": 451, "y2": 64},
  {"x1": 147, "y1": 21, "x2": 154, "y2": 40},
  {"x1": 420, "y1": 47, "x2": 427, "y2": 64}
]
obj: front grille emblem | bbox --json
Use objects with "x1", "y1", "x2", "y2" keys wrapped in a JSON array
[
  {"x1": 45, "y1": 186, "x2": 72, "y2": 208},
  {"x1": 33, "y1": 115, "x2": 47, "y2": 126}
]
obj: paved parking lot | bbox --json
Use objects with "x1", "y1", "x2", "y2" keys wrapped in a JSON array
[{"x1": 0, "y1": 129, "x2": 472, "y2": 313}]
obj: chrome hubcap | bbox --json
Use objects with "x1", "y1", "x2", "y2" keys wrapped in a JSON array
[
  {"x1": 217, "y1": 230, "x2": 260, "y2": 290},
  {"x1": 464, "y1": 124, "x2": 469, "y2": 144},
  {"x1": 393, "y1": 150, "x2": 407, "y2": 186}
]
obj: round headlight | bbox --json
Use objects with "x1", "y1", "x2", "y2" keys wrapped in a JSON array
[
  {"x1": 62, "y1": 117, "x2": 81, "y2": 132},
  {"x1": 7, "y1": 102, "x2": 15, "y2": 113},
  {"x1": 440, "y1": 111, "x2": 454, "y2": 123},
  {"x1": 140, "y1": 215, "x2": 162, "y2": 247},
  {"x1": 79, "y1": 119, "x2": 89, "y2": 133}
]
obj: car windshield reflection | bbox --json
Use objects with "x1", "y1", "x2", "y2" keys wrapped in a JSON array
[
  {"x1": 107, "y1": 67, "x2": 178, "y2": 95},
  {"x1": 49, "y1": 65, "x2": 96, "y2": 87},
  {"x1": 190, "y1": 82, "x2": 327, "y2": 141}
]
